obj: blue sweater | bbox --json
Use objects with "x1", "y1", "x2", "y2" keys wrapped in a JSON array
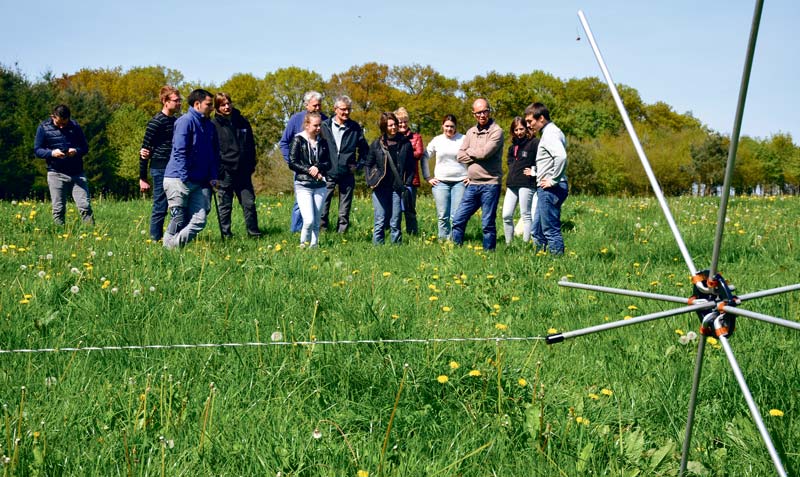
[{"x1": 165, "y1": 108, "x2": 220, "y2": 183}]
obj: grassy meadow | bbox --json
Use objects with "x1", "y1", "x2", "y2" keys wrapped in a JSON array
[{"x1": 1, "y1": 192, "x2": 798, "y2": 476}]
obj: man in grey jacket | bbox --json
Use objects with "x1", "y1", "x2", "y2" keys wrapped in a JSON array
[
  {"x1": 319, "y1": 95, "x2": 368, "y2": 233},
  {"x1": 525, "y1": 102, "x2": 568, "y2": 255}
]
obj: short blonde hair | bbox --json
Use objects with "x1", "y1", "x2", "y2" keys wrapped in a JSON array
[{"x1": 394, "y1": 107, "x2": 410, "y2": 122}]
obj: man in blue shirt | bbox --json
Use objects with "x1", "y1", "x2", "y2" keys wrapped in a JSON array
[
  {"x1": 279, "y1": 91, "x2": 325, "y2": 233},
  {"x1": 34, "y1": 104, "x2": 94, "y2": 225},
  {"x1": 162, "y1": 89, "x2": 220, "y2": 249}
]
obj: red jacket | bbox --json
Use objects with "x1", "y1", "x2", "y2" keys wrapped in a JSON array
[{"x1": 404, "y1": 130, "x2": 425, "y2": 187}]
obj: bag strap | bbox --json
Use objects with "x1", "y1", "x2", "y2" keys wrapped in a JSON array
[{"x1": 382, "y1": 140, "x2": 405, "y2": 190}]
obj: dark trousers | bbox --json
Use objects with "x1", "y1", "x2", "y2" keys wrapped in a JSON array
[
  {"x1": 321, "y1": 174, "x2": 355, "y2": 233},
  {"x1": 216, "y1": 169, "x2": 259, "y2": 236},
  {"x1": 403, "y1": 186, "x2": 418, "y2": 235}
]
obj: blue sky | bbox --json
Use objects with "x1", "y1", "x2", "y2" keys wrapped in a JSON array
[{"x1": 3, "y1": 0, "x2": 797, "y2": 140}]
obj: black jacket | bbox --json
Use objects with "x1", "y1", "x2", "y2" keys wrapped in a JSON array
[
  {"x1": 506, "y1": 136, "x2": 538, "y2": 188},
  {"x1": 364, "y1": 135, "x2": 414, "y2": 190},
  {"x1": 211, "y1": 108, "x2": 256, "y2": 175},
  {"x1": 319, "y1": 118, "x2": 368, "y2": 179},
  {"x1": 288, "y1": 134, "x2": 332, "y2": 187}
]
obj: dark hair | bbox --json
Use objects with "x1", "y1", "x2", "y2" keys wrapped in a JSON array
[
  {"x1": 187, "y1": 89, "x2": 213, "y2": 108},
  {"x1": 509, "y1": 116, "x2": 530, "y2": 138},
  {"x1": 442, "y1": 114, "x2": 457, "y2": 126},
  {"x1": 379, "y1": 112, "x2": 398, "y2": 135},
  {"x1": 524, "y1": 102, "x2": 550, "y2": 121},
  {"x1": 214, "y1": 92, "x2": 232, "y2": 111},
  {"x1": 52, "y1": 104, "x2": 71, "y2": 120}
]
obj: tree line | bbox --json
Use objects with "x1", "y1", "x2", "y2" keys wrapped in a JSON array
[{"x1": 2, "y1": 63, "x2": 798, "y2": 200}]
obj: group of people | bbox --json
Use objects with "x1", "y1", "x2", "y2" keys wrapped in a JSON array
[{"x1": 32, "y1": 88, "x2": 569, "y2": 254}]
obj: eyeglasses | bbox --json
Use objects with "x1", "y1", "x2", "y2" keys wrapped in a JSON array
[
  {"x1": 473, "y1": 110, "x2": 490, "y2": 117},
  {"x1": 336, "y1": 106, "x2": 351, "y2": 112}
]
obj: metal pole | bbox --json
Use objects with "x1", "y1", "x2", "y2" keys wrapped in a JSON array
[
  {"x1": 679, "y1": 337, "x2": 707, "y2": 477},
  {"x1": 719, "y1": 335, "x2": 788, "y2": 476},
  {"x1": 709, "y1": 0, "x2": 765, "y2": 278},
  {"x1": 211, "y1": 188, "x2": 225, "y2": 240},
  {"x1": 577, "y1": 10, "x2": 697, "y2": 277},
  {"x1": 546, "y1": 302, "x2": 715, "y2": 344},
  {"x1": 738, "y1": 283, "x2": 800, "y2": 302},
  {"x1": 559, "y1": 279, "x2": 696, "y2": 305},
  {"x1": 721, "y1": 306, "x2": 800, "y2": 331}
]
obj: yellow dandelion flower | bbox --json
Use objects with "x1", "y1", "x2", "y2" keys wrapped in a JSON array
[
  {"x1": 101, "y1": 280, "x2": 111, "y2": 289},
  {"x1": 382, "y1": 271, "x2": 391, "y2": 277},
  {"x1": 768, "y1": 409, "x2": 784, "y2": 417},
  {"x1": 468, "y1": 370, "x2": 481, "y2": 377},
  {"x1": 511, "y1": 296, "x2": 520, "y2": 302},
  {"x1": 486, "y1": 274, "x2": 495, "y2": 279},
  {"x1": 436, "y1": 375, "x2": 449, "y2": 384},
  {"x1": 19, "y1": 298, "x2": 30, "y2": 304},
  {"x1": 623, "y1": 315, "x2": 633, "y2": 320},
  {"x1": 274, "y1": 244, "x2": 282, "y2": 251},
  {"x1": 449, "y1": 361, "x2": 459, "y2": 369},
  {"x1": 627, "y1": 305, "x2": 638, "y2": 310},
  {"x1": 358, "y1": 470, "x2": 370, "y2": 477},
  {"x1": 441, "y1": 306, "x2": 452, "y2": 312},
  {"x1": 576, "y1": 416, "x2": 589, "y2": 425},
  {"x1": 547, "y1": 328, "x2": 558, "y2": 334},
  {"x1": 432, "y1": 274, "x2": 439, "y2": 279},
  {"x1": 460, "y1": 274, "x2": 467, "y2": 280},
  {"x1": 391, "y1": 314, "x2": 399, "y2": 319},
  {"x1": 518, "y1": 378, "x2": 527, "y2": 387},
  {"x1": 429, "y1": 296, "x2": 439, "y2": 301},
  {"x1": 495, "y1": 323, "x2": 508, "y2": 331},
  {"x1": 707, "y1": 337, "x2": 718, "y2": 345},
  {"x1": 600, "y1": 247, "x2": 608, "y2": 254},
  {"x1": 492, "y1": 304, "x2": 501, "y2": 310},
  {"x1": 588, "y1": 393, "x2": 600, "y2": 400},
  {"x1": 675, "y1": 329, "x2": 685, "y2": 336},
  {"x1": 600, "y1": 388, "x2": 613, "y2": 396}
]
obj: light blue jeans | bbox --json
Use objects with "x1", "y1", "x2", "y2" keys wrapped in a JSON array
[
  {"x1": 162, "y1": 177, "x2": 211, "y2": 249},
  {"x1": 431, "y1": 180, "x2": 465, "y2": 239},
  {"x1": 372, "y1": 187, "x2": 402, "y2": 244},
  {"x1": 46, "y1": 171, "x2": 94, "y2": 225},
  {"x1": 502, "y1": 186, "x2": 536, "y2": 244},
  {"x1": 295, "y1": 182, "x2": 326, "y2": 247}
]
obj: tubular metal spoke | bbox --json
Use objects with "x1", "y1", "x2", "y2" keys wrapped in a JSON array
[
  {"x1": 558, "y1": 279, "x2": 697, "y2": 305},
  {"x1": 721, "y1": 306, "x2": 800, "y2": 332}
]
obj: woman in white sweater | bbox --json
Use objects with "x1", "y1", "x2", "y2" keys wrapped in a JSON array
[{"x1": 422, "y1": 114, "x2": 468, "y2": 240}]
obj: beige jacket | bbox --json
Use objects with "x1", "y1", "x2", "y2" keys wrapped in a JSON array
[{"x1": 457, "y1": 120, "x2": 504, "y2": 185}]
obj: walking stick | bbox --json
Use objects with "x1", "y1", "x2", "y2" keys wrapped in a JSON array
[{"x1": 211, "y1": 186, "x2": 224, "y2": 240}]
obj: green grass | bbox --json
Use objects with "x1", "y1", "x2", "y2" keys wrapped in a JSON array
[{"x1": 1, "y1": 193, "x2": 798, "y2": 476}]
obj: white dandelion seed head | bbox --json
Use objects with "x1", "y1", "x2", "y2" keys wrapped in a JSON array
[
  {"x1": 686, "y1": 331, "x2": 697, "y2": 341},
  {"x1": 107, "y1": 251, "x2": 113, "y2": 257},
  {"x1": 270, "y1": 331, "x2": 283, "y2": 342},
  {"x1": 149, "y1": 286, "x2": 156, "y2": 292},
  {"x1": 10, "y1": 200, "x2": 17, "y2": 205},
  {"x1": 90, "y1": 250, "x2": 96, "y2": 257},
  {"x1": 46, "y1": 253, "x2": 53, "y2": 260},
  {"x1": 133, "y1": 289, "x2": 141, "y2": 296},
  {"x1": 45, "y1": 376, "x2": 57, "y2": 387},
  {"x1": 679, "y1": 335, "x2": 690, "y2": 345},
  {"x1": 38, "y1": 270, "x2": 46, "y2": 278},
  {"x1": 312, "y1": 428, "x2": 322, "y2": 439},
  {"x1": 140, "y1": 230, "x2": 146, "y2": 235},
  {"x1": 111, "y1": 287, "x2": 119, "y2": 294},
  {"x1": 70, "y1": 267, "x2": 80, "y2": 275},
  {"x1": 20, "y1": 264, "x2": 27, "y2": 271},
  {"x1": 70, "y1": 285, "x2": 80, "y2": 294}
]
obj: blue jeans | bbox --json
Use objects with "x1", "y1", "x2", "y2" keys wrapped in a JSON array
[
  {"x1": 431, "y1": 180, "x2": 465, "y2": 239},
  {"x1": 290, "y1": 200, "x2": 303, "y2": 233},
  {"x1": 532, "y1": 181, "x2": 569, "y2": 255},
  {"x1": 46, "y1": 171, "x2": 94, "y2": 225},
  {"x1": 162, "y1": 178, "x2": 211, "y2": 250},
  {"x1": 149, "y1": 168, "x2": 167, "y2": 240},
  {"x1": 451, "y1": 184, "x2": 500, "y2": 250},
  {"x1": 372, "y1": 187, "x2": 402, "y2": 244}
]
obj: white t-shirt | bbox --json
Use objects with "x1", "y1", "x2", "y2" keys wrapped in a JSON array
[{"x1": 425, "y1": 133, "x2": 467, "y2": 182}]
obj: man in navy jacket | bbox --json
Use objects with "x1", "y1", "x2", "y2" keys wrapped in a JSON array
[
  {"x1": 162, "y1": 89, "x2": 220, "y2": 249},
  {"x1": 34, "y1": 104, "x2": 94, "y2": 225}
]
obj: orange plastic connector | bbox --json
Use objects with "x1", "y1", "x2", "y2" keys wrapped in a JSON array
[{"x1": 691, "y1": 274, "x2": 706, "y2": 284}]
